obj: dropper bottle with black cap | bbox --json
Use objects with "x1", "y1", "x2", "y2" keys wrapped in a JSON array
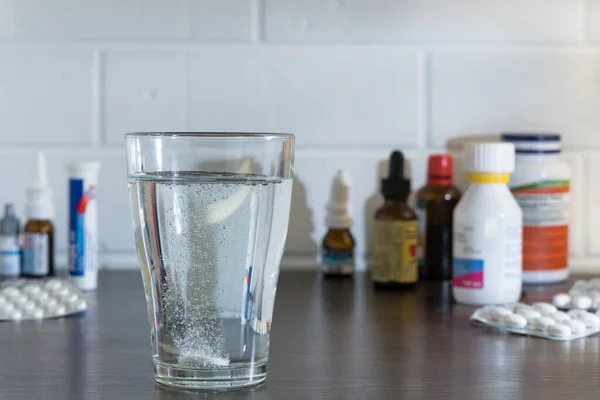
[{"x1": 372, "y1": 150, "x2": 419, "y2": 289}]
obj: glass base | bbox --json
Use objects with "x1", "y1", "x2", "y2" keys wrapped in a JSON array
[{"x1": 154, "y1": 361, "x2": 267, "y2": 390}]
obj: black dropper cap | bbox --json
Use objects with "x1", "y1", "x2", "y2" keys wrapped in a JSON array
[{"x1": 381, "y1": 150, "x2": 410, "y2": 201}]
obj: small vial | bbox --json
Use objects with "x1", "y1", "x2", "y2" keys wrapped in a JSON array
[{"x1": 319, "y1": 170, "x2": 355, "y2": 278}]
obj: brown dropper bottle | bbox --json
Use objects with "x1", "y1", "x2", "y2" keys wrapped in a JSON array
[
  {"x1": 371, "y1": 150, "x2": 418, "y2": 289},
  {"x1": 415, "y1": 155, "x2": 461, "y2": 280}
]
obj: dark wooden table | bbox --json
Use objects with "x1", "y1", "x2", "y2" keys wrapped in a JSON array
[{"x1": 0, "y1": 271, "x2": 599, "y2": 399}]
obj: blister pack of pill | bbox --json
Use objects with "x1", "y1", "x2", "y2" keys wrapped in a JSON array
[
  {"x1": 471, "y1": 302, "x2": 600, "y2": 340},
  {"x1": 551, "y1": 278, "x2": 600, "y2": 311},
  {"x1": 0, "y1": 279, "x2": 89, "y2": 321}
]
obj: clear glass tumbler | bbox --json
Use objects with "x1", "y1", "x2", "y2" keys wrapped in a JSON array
[{"x1": 125, "y1": 133, "x2": 294, "y2": 390}]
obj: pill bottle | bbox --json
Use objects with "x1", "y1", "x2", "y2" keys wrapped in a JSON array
[
  {"x1": 453, "y1": 142, "x2": 522, "y2": 305},
  {"x1": 501, "y1": 133, "x2": 570, "y2": 284},
  {"x1": 372, "y1": 150, "x2": 418, "y2": 289},
  {"x1": 319, "y1": 170, "x2": 355, "y2": 277},
  {"x1": 415, "y1": 154, "x2": 461, "y2": 280}
]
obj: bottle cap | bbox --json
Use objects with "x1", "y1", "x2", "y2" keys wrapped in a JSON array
[
  {"x1": 427, "y1": 154, "x2": 453, "y2": 186},
  {"x1": 464, "y1": 142, "x2": 515, "y2": 173},
  {"x1": 26, "y1": 151, "x2": 53, "y2": 220},
  {"x1": 0, "y1": 203, "x2": 19, "y2": 236},
  {"x1": 381, "y1": 150, "x2": 410, "y2": 200},
  {"x1": 501, "y1": 133, "x2": 561, "y2": 154},
  {"x1": 325, "y1": 170, "x2": 353, "y2": 229}
]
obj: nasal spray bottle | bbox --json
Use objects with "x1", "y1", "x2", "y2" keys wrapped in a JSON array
[
  {"x1": 68, "y1": 162, "x2": 100, "y2": 291},
  {"x1": 22, "y1": 152, "x2": 54, "y2": 278},
  {"x1": 319, "y1": 170, "x2": 355, "y2": 277}
]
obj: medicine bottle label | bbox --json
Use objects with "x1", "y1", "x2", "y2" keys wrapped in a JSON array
[
  {"x1": 372, "y1": 220, "x2": 418, "y2": 284},
  {"x1": 321, "y1": 248, "x2": 354, "y2": 275},
  {"x1": 512, "y1": 180, "x2": 569, "y2": 272},
  {"x1": 0, "y1": 237, "x2": 21, "y2": 277},
  {"x1": 22, "y1": 233, "x2": 49, "y2": 276},
  {"x1": 415, "y1": 200, "x2": 427, "y2": 268},
  {"x1": 453, "y1": 222, "x2": 522, "y2": 289}
]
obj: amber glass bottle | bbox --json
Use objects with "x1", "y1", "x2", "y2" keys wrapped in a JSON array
[
  {"x1": 415, "y1": 155, "x2": 461, "y2": 281},
  {"x1": 22, "y1": 219, "x2": 55, "y2": 278},
  {"x1": 372, "y1": 150, "x2": 418, "y2": 289},
  {"x1": 320, "y1": 170, "x2": 355, "y2": 277}
]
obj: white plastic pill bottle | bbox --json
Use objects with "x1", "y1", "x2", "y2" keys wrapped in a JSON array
[
  {"x1": 501, "y1": 133, "x2": 570, "y2": 284},
  {"x1": 453, "y1": 142, "x2": 523, "y2": 305}
]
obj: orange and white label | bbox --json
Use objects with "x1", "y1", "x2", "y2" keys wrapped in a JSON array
[{"x1": 512, "y1": 180, "x2": 569, "y2": 272}]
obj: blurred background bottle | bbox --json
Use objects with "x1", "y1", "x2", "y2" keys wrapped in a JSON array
[
  {"x1": 415, "y1": 155, "x2": 461, "y2": 280},
  {"x1": 0, "y1": 204, "x2": 21, "y2": 279}
]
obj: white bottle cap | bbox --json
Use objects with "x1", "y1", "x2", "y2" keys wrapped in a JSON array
[
  {"x1": 325, "y1": 170, "x2": 353, "y2": 229},
  {"x1": 26, "y1": 151, "x2": 53, "y2": 220},
  {"x1": 464, "y1": 142, "x2": 515, "y2": 174}
]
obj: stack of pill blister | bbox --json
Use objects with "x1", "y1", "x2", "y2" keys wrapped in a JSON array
[
  {"x1": 471, "y1": 302, "x2": 600, "y2": 340},
  {"x1": 551, "y1": 279, "x2": 600, "y2": 311},
  {"x1": 0, "y1": 279, "x2": 88, "y2": 320}
]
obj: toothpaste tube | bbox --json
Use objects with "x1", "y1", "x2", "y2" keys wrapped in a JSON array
[{"x1": 68, "y1": 162, "x2": 100, "y2": 291}]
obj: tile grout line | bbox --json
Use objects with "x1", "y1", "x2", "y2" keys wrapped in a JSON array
[
  {"x1": 417, "y1": 51, "x2": 429, "y2": 148},
  {"x1": 251, "y1": 0, "x2": 263, "y2": 44},
  {"x1": 90, "y1": 49, "x2": 102, "y2": 147}
]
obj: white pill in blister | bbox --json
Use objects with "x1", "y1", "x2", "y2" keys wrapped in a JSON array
[
  {"x1": 564, "y1": 319, "x2": 586, "y2": 335},
  {"x1": 0, "y1": 296, "x2": 7, "y2": 306},
  {"x1": 552, "y1": 293, "x2": 571, "y2": 309},
  {"x1": 546, "y1": 323, "x2": 572, "y2": 338},
  {"x1": 60, "y1": 292, "x2": 78, "y2": 303},
  {"x1": 532, "y1": 303, "x2": 557, "y2": 315},
  {"x1": 569, "y1": 310, "x2": 600, "y2": 329},
  {"x1": 572, "y1": 295, "x2": 593, "y2": 310},
  {"x1": 506, "y1": 302, "x2": 529, "y2": 311},
  {"x1": 44, "y1": 298, "x2": 58, "y2": 308},
  {"x1": 52, "y1": 305, "x2": 67, "y2": 315},
  {"x1": 27, "y1": 308, "x2": 44, "y2": 319},
  {"x1": 489, "y1": 307, "x2": 513, "y2": 321},
  {"x1": 8, "y1": 309, "x2": 22, "y2": 320},
  {"x1": 34, "y1": 291, "x2": 49, "y2": 303},
  {"x1": 71, "y1": 300, "x2": 87, "y2": 312},
  {"x1": 532, "y1": 316, "x2": 556, "y2": 330},
  {"x1": 501, "y1": 313, "x2": 527, "y2": 329},
  {"x1": 23, "y1": 285, "x2": 41, "y2": 295},
  {"x1": 550, "y1": 311, "x2": 571, "y2": 323},
  {"x1": 21, "y1": 301, "x2": 36, "y2": 313},
  {"x1": 2, "y1": 287, "x2": 19, "y2": 299},
  {"x1": 44, "y1": 280, "x2": 62, "y2": 292},
  {"x1": 517, "y1": 308, "x2": 541, "y2": 321}
]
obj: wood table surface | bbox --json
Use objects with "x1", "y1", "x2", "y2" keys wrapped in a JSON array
[{"x1": 0, "y1": 270, "x2": 598, "y2": 399}]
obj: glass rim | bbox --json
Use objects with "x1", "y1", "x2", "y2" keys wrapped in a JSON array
[{"x1": 125, "y1": 132, "x2": 294, "y2": 140}]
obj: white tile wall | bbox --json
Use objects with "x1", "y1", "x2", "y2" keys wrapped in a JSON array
[
  {"x1": 186, "y1": 46, "x2": 419, "y2": 146},
  {"x1": 0, "y1": 0, "x2": 598, "y2": 272},
  {"x1": 0, "y1": 49, "x2": 92, "y2": 145},
  {"x1": 264, "y1": 0, "x2": 582, "y2": 43}
]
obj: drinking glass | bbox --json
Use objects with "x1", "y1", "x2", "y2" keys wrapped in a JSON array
[{"x1": 126, "y1": 133, "x2": 294, "y2": 390}]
